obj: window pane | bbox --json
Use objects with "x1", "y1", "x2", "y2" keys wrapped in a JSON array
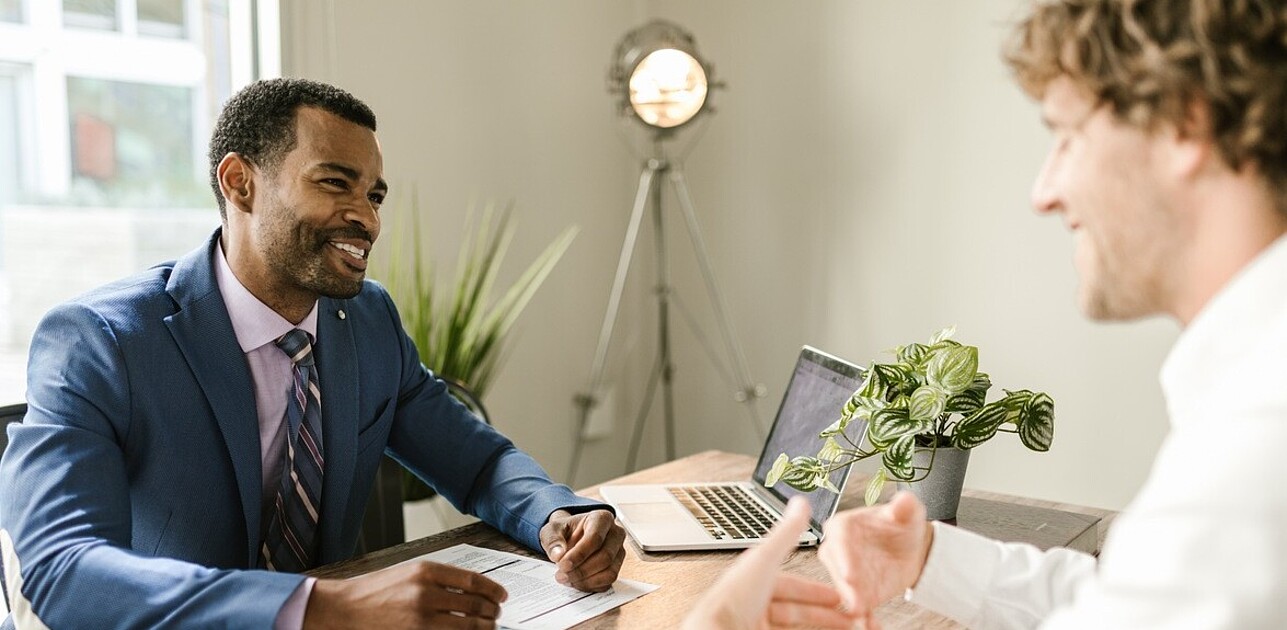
[
  {"x1": 66, "y1": 77, "x2": 203, "y2": 207},
  {"x1": 1, "y1": 0, "x2": 240, "y2": 402},
  {"x1": 138, "y1": 0, "x2": 185, "y2": 38},
  {"x1": 0, "y1": 73, "x2": 20, "y2": 207},
  {"x1": 63, "y1": 0, "x2": 118, "y2": 31},
  {"x1": 0, "y1": 0, "x2": 21, "y2": 23}
]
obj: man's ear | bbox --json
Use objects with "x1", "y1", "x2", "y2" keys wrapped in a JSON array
[
  {"x1": 216, "y1": 153, "x2": 256, "y2": 214},
  {"x1": 1168, "y1": 97, "x2": 1217, "y2": 180}
]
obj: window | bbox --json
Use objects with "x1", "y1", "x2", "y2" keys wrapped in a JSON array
[
  {"x1": 67, "y1": 77, "x2": 202, "y2": 206},
  {"x1": 0, "y1": 0, "x2": 279, "y2": 402},
  {"x1": 63, "y1": 0, "x2": 119, "y2": 31},
  {"x1": 138, "y1": 0, "x2": 186, "y2": 38},
  {"x1": 0, "y1": 69, "x2": 22, "y2": 207},
  {"x1": 0, "y1": 0, "x2": 21, "y2": 23}
]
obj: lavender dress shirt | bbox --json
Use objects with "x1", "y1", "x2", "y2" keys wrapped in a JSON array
[{"x1": 213, "y1": 245, "x2": 317, "y2": 629}]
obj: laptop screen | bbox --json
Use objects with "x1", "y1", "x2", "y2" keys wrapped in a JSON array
[{"x1": 752, "y1": 346, "x2": 866, "y2": 529}]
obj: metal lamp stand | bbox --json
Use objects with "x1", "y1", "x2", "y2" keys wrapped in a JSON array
[{"x1": 566, "y1": 143, "x2": 766, "y2": 485}]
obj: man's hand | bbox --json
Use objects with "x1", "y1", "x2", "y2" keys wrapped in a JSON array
[
  {"x1": 817, "y1": 491, "x2": 935, "y2": 628},
  {"x1": 539, "y1": 508, "x2": 626, "y2": 592},
  {"x1": 304, "y1": 560, "x2": 507, "y2": 629},
  {"x1": 682, "y1": 496, "x2": 859, "y2": 629}
]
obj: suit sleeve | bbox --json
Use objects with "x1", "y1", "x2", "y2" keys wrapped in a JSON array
[
  {"x1": 0, "y1": 303, "x2": 302, "y2": 629},
  {"x1": 375, "y1": 289, "x2": 609, "y2": 553}
]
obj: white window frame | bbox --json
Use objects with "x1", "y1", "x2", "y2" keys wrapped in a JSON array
[{"x1": 0, "y1": 0, "x2": 278, "y2": 202}]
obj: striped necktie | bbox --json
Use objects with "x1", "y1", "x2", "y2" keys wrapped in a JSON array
[{"x1": 260, "y1": 329, "x2": 325, "y2": 572}]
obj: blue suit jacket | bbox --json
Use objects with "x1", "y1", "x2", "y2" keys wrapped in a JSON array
[{"x1": 0, "y1": 231, "x2": 602, "y2": 628}]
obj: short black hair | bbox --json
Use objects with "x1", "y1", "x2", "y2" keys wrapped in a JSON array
[{"x1": 207, "y1": 77, "x2": 377, "y2": 218}]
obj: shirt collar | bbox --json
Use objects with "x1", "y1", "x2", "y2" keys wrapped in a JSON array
[
  {"x1": 1160, "y1": 232, "x2": 1287, "y2": 422},
  {"x1": 213, "y1": 242, "x2": 319, "y2": 353}
]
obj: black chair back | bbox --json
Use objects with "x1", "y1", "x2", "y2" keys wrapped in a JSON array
[
  {"x1": 0, "y1": 403, "x2": 24, "y2": 454},
  {"x1": 0, "y1": 403, "x2": 26, "y2": 617}
]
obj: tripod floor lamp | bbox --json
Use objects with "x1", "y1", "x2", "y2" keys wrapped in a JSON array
[{"x1": 566, "y1": 20, "x2": 766, "y2": 485}]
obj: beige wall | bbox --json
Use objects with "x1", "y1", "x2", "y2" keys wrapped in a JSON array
[{"x1": 283, "y1": 0, "x2": 1175, "y2": 511}]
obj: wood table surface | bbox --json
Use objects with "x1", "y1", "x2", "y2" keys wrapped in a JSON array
[{"x1": 312, "y1": 450, "x2": 1116, "y2": 629}]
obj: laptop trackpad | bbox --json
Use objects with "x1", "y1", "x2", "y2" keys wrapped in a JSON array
[{"x1": 619, "y1": 502, "x2": 683, "y2": 525}]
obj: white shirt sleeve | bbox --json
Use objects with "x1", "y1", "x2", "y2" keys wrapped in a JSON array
[
  {"x1": 907, "y1": 521, "x2": 1097, "y2": 629},
  {"x1": 908, "y1": 413, "x2": 1287, "y2": 629}
]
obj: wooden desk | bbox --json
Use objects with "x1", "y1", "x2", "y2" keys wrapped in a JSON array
[{"x1": 313, "y1": 450, "x2": 1115, "y2": 629}]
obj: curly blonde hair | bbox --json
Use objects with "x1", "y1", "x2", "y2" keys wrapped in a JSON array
[{"x1": 1005, "y1": 0, "x2": 1287, "y2": 211}]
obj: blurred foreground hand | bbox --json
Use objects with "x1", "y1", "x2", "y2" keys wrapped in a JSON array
[{"x1": 682, "y1": 496, "x2": 860, "y2": 629}]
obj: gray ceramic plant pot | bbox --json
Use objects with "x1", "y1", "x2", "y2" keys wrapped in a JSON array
[{"x1": 896, "y1": 446, "x2": 971, "y2": 521}]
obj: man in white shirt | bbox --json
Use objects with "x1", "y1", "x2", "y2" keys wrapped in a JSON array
[{"x1": 813, "y1": 0, "x2": 1287, "y2": 628}]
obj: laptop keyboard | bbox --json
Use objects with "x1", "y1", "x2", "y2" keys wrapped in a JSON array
[{"x1": 670, "y1": 485, "x2": 780, "y2": 541}]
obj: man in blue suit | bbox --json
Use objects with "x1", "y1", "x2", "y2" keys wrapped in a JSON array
[{"x1": 0, "y1": 78, "x2": 625, "y2": 629}]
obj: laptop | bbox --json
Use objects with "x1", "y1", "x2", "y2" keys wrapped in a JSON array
[{"x1": 599, "y1": 346, "x2": 866, "y2": 551}]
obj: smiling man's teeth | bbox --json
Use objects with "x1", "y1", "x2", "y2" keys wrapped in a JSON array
[{"x1": 330, "y1": 242, "x2": 366, "y2": 259}]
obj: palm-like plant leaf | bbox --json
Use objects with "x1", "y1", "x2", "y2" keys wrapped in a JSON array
[{"x1": 380, "y1": 196, "x2": 577, "y2": 500}]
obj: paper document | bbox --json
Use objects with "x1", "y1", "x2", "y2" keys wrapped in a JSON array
[{"x1": 407, "y1": 544, "x2": 658, "y2": 630}]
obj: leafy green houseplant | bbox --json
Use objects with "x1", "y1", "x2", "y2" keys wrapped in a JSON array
[
  {"x1": 382, "y1": 200, "x2": 577, "y2": 500},
  {"x1": 766, "y1": 327, "x2": 1055, "y2": 509}
]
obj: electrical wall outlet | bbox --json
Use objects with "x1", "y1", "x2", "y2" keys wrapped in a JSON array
[{"x1": 581, "y1": 387, "x2": 616, "y2": 441}]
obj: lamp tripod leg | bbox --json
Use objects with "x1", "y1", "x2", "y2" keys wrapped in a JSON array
[
  {"x1": 625, "y1": 349, "x2": 664, "y2": 472},
  {"x1": 566, "y1": 163, "x2": 660, "y2": 485},
  {"x1": 667, "y1": 168, "x2": 767, "y2": 438}
]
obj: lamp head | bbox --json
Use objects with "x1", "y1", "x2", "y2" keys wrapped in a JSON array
[{"x1": 609, "y1": 20, "x2": 715, "y2": 131}]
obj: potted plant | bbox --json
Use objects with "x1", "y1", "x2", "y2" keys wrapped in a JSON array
[
  {"x1": 382, "y1": 199, "x2": 577, "y2": 502},
  {"x1": 765, "y1": 327, "x2": 1055, "y2": 520}
]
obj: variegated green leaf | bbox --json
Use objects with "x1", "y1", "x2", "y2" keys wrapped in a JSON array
[
  {"x1": 882, "y1": 434, "x2": 916, "y2": 481},
  {"x1": 898, "y1": 342, "x2": 930, "y2": 367},
  {"x1": 945, "y1": 388, "x2": 986, "y2": 415},
  {"x1": 1017, "y1": 392, "x2": 1055, "y2": 452},
  {"x1": 781, "y1": 469, "x2": 821, "y2": 492},
  {"x1": 865, "y1": 468, "x2": 887, "y2": 506},
  {"x1": 859, "y1": 365, "x2": 887, "y2": 400},
  {"x1": 1000, "y1": 389, "x2": 1036, "y2": 425},
  {"x1": 841, "y1": 391, "x2": 861, "y2": 418},
  {"x1": 818, "y1": 437, "x2": 846, "y2": 462},
  {"x1": 929, "y1": 325, "x2": 957, "y2": 345},
  {"x1": 856, "y1": 394, "x2": 888, "y2": 414},
  {"x1": 868, "y1": 406, "x2": 934, "y2": 446},
  {"x1": 873, "y1": 363, "x2": 912, "y2": 394},
  {"x1": 926, "y1": 345, "x2": 978, "y2": 394},
  {"x1": 893, "y1": 363, "x2": 922, "y2": 395},
  {"x1": 818, "y1": 416, "x2": 845, "y2": 438},
  {"x1": 908, "y1": 385, "x2": 948, "y2": 422},
  {"x1": 819, "y1": 477, "x2": 841, "y2": 493},
  {"x1": 765, "y1": 453, "x2": 790, "y2": 487},
  {"x1": 952, "y1": 402, "x2": 1008, "y2": 449},
  {"x1": 778, "y1": 456, "x2": 834, "y2": 492}
]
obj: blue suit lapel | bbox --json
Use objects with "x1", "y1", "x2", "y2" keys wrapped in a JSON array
[
  {"x1": 313, "y1": 298, "x2": 358, "y2": 564},
  {"x1": 162, "y1": 230, "x2": 264, "y2": 567}
]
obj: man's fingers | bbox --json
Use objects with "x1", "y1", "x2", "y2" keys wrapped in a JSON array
[
  {"x1": 886, "y1": 491, "x2": 923, "y2": 526},
  {"x1": 424, "y1": 588, "x2": 503, "y2": 620},
  {"x1": 428, "y1": 614, "x2": 499, "y2": 630},
  {"x1": 539, "y1": 511, "x2": 573, "y2": 561},
  {"x1": 766, "y1": 600, "x2": 860, "y2": 629},
  {"x1": 559, "y1": 545, "x2": 618, "y2": 585},
  {"x1": 745, "y1": 496, "x2": 811, "y2": 562},
  {"x1": 865, "y1": 611, "x2": 885, "y2": 630},
  {"x1": 771, "y1": 573, "x2": 844, "y2": 606},
  {"x1": 558, "y1": 512, "x2": 614, "y2": 569},
  {"x1": 563, "y1": 545, "x2": 626, "y2": 591},
  {"x1": 415, "y1": 561, "x2": 508, "y2": 603}
]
